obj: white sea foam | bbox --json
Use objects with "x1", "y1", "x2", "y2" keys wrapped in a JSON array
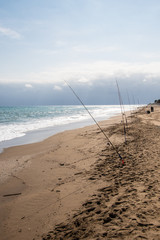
[{"x1": 0, "y1": 105, "x2": 139, "y2": 143}]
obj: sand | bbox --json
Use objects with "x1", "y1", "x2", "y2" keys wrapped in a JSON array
[{"x1": 1, "y1": 106, "x2": 160, "y2": 240}]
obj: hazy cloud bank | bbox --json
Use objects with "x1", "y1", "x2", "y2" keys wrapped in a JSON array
[{"x1": 0, "y1": 76, "x2": 158, "y2": 106}]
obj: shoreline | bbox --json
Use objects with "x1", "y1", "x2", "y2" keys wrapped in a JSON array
[
  {"x1": 0, "y1": 113, "x2": 125, "y2": 184},
  {"x1": 0, "y1": 112, "x2": 126, "y2": 240},
  {"x1": 2, "y1": 106, "x2": 160, "y2": 240},
  {"x1": 0, "y1": 104, "x2": 141, "y2": 153},
  {"x1": 0, "y1": 110, "x2": 128, "y2": 153},
  {"x1": 0, "y1": 117, "x2": 95, "y2": 153}
]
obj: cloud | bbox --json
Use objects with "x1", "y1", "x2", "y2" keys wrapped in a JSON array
[
  {"x1": 35, "y1": 49, "x2": 58, "y2": 55},
  {"x1": 2, "y1": 60, "x2": 160, "y2": 85},
  {"x1": 53, "y1": 85, "x2": 62, "y2": 91},
  {"x1": 72, "y1": 45, "x2": 118, "y2": 53},
  {"x1": 25, "y1": 83, "x2": 33, "y2": 88},
  {"x1": 0, "y1": 26, "x2": 21, "y2": 39},
  {"x1": 55, "y1": 41, "x2": 67, "y2": 47},
  {"x1": 29, "y1": 61, "x2": 160, "y2": 84}
]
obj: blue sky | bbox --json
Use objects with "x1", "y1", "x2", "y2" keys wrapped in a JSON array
[{"x1": 1, "y1": 0, "x2": 160, "y2": 105}]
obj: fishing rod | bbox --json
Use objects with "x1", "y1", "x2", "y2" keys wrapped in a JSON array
[
  {"x1": 65, "y1": 80, "x2": 124, "y2": 164},
  {"x1": 126, "y1": 89, "x2": 133, "y2": 119},
  {"x1": 116, "y1": 80, "x2": 128, "y2": 126},
  {"x1": 132, "y1": 94, "x2": 138, "y2": 117},
  {"x1": 120, "y1": 94, "x2": 128, "y2": 126},
  {"x1": 116, "y1": 80, "x2": 127, "y2": 143}
]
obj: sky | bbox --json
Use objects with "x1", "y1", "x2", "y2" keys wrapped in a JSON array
[{"x1": 1, "y1": 0, "x2": 160, "y2": 105}]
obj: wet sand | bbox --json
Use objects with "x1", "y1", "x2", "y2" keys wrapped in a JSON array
[{"x1": 1, "y1": 106, "x2": 160, "y2": 240}]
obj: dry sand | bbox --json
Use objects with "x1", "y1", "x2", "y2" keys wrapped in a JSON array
[{"x1": 1, "y1": 106, "x2": 160, "y2": 240}]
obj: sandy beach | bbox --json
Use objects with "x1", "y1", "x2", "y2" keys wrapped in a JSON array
[{"x1": 1, "y1": 106, "x2": 160, "y2": 240}]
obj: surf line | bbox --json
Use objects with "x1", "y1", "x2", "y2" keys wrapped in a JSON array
[{"x1": 64, "y1": 80, "x2": 125, "y2": 165}]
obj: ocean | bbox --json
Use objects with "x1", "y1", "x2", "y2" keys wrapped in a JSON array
[{"x1": 0, "y1": 105, "x2": 138, "y2": 151}]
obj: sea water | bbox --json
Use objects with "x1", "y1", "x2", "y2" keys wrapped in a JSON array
[{"x1": 0, "y1": 105, "x2": 138, "y2": 151}]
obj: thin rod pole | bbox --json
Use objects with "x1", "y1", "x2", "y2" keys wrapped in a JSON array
[
  {"x1": 126, "y1": 90, "x2": 132, "y2": 117},
  {"x1": 65, "y1": 80, "x2": 124, "y2": 162},
  {"x1": 116, "y1": 80, "x2": 127, "y2": 143}
]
